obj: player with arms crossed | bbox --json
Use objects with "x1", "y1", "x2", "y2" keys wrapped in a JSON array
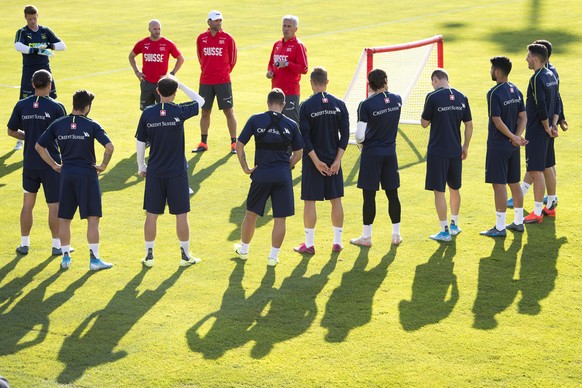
[
  {"x1": 35, "y1": 90, "x2": 114, "y2": 271},
  {"x1": 136, "y1": 75, "x2": 205, "y2": 267},
  {"x1": 480, "y1": 56, "x2": 527, "y2": 237},
  {"x1": 8, "y1": 69, "x2": 67, "y2": 255},
  {"x1": 13, "y1": 5, "x2": 66, "y2": 151},
  {"x1": 522, "y1": 43, "x2": 560, "y2": 224},
  {"x1": 129, "y1": 19, "x2": 184, "y2": 111},
  {"x1": 234, "y1": 88, "x2": 304, "y2": 267},
  {"x1": 295, "y1": 67, "x2": 349, "y2": 254},
  {"x1": 192, "y1": 10, "x2": 238, "y2": 154},
  {"x1": 421, "y1": 69, "x2": 473, "y2": 242},
  {"x1": 350, "y1": 69, "x2": 403, "y2": 247},
  {"x1": 266, "y1": 15, "x2": 308, "y2": 123}
]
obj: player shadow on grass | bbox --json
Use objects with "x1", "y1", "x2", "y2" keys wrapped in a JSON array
[
  {"x1": 227, "y1": 175, "x2": 302, "y2": 242},
  {"x1": 99, "y1": 152, "x2": 141, "y2": 193},
  {"x1": 0, "y1": 150, "x2": 23, "y2": 180},
  {"x1": 518, "y1": 217, "x2": 567, "y2": 315},
  {"x1": 187, "y1": 153, "x2": 230, "y2": 197},
  {"x1": 399, "y1": 242, "x2": 458, "y2": 331},
  {"x1": 472, "y1": 233, "x2": 522, "y2": 330},
  {"x1": 0, "y1": 255, "x2": 55, "y2": 312},
  {"x1": 321, "y1": 246, "x2": 396, "y2": 343},
  {"x1": 187, "y1": 260, "x2": 276, "y2": 359},
  {"x1": 57, "y1": 267, "x2": 186, "y2": 384},
  {"x1": 0, "y1": 269, "x2": 93, "y2": 357},
  {"x1": 250, "y1": 253, "x2": 338, "y2": 358}
]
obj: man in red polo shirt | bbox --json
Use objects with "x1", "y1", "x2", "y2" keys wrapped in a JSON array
[
  {"x1": 192, "y1": 10, "x2": 238, "y2": 154},
  {"x1": 266, "y1": 15, "x2": 308, "y2": 123},
  {"x1": 129, "y1": 19, "x2": 184, "y2": 111}
]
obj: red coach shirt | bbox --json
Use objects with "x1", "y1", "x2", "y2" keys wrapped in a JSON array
[
  {"x1": 197, "y1": 29, "x2": 237, "y2": 85},
  {"x1": 132, "y1": 37, "x2": 181, "y2": 84},
  {"x1": 267, "y1": 36, "x2": 308, "y2": 96}
]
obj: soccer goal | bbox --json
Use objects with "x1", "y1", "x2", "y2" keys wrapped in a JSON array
[{"x1": 342, "y1": 35, "x2": 444, "y2": 184}]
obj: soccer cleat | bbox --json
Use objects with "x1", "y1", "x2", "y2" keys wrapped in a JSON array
[
  {"x1": 293, "y1": 243, "x2": 315, "y2": 254},
  {"x1": 14, "y1": 140, "x2": 23, "y2": 151},
  {"x1": 52, "y1": 246, "x2": 75, "y2": 256},
  {"x1": 480, "y1": 227, "x2": 507, "y2": 238},
  {"x1": 392, "y1": 234, "x2": 402, "y2": 245},
  {"x1": 349, "y1": 236, "x2": 372, "y2": 247},
  {"x1": 90, "y1": 257, "x2": 113, "y2": 271},
  {"x1": 542, "y1": 206, "x2": 556, "y2": 217},
  {"x1": 233, "y1": 243, "x2": 248, "y2": 260},
  {"x1": 267, "y1": 257, "x2": 279, "y2": 267},
  {"x1": 430, "y1": 227, "x2": 452, "y2": 242},
  {"x1": 192, "y1": 142, "x2": 208, "y2": 153},
  {"x1": 507, "y1": 197, "x2": 514, "y2": 208},
  {"x1": 180, "y1": 248, "x2": 201, "y2": 266},
  {"x1": 230, "y1": 142, "x2": 237, "y2": 154},
  {"x1": 16, "y1": 245, "x2": 29, "y2": 255},
  {"x1": 142, "y1": 248, "x2": 154, "y2": 268},
  {"x1": 450, "y1": 223, "x2": 462, "y2": 236},
  {"x1": 523, "y1": 212, "x2": 543, "y2": 224},
  {"x1": 332, "y1": 244, "x2": 343, "y2": 252},
  {"x1": 506, "y1": 222, "x2": 524, "y2": 232},
  {"x1": 61, "y1": 255, "x2": 71, "y2": 270}
]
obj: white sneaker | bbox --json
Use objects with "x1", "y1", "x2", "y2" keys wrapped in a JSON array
[
  {"x1": 349, "y1": 236, "x2": 372, "y2": 247},
  {"x1": 233, "y1": 243, "x2": 248, "y2": 260},
  {"x1": 267, "y1": 257, "x2": 279, "y2": 267},
  {"x1": 141, "y1": 248, "x2": 154, "y2": 267},
  {"x1": 180, "y1": 248, "x2": 201, "y2": 266},
  {"x1": 392, "y1": 234, "x2": 402, "y2": 245},
  {"x1": 14, "y1": 140, "x2": 23, "y2": 151}
]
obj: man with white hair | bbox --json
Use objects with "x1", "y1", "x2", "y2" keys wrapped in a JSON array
[
  {"x1": 266, "y1": 15, "x2": 308, "y2": 123},
  {"x1": 129, "y1": 19, "x2": 184, "y2": 111}
]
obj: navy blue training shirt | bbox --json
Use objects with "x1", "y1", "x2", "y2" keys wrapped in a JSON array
[
  {"x1": 357, "y1": 91, "x2": 402, "y2": 156},
  {"x1": 486, "y1": 82, "x2": 525, "y2": 152}
]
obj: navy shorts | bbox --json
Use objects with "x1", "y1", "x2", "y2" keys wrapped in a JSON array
[
  {"x1": 525, "y1": 135, "x2": 548, "y2": 172},
  {"x1": 485, "y1": 148, "x2": 521, "y2": 184},
  {"x1": 22, "y1": 167, "x2": 60, "y2": 203},
  {"x1": 301, "y1": 160, "x2": 344, "y2": 201},
  {"x1": 546, "y1": 137, "x2": 556, "y2": 168},
  {"x1": 358, "y1": 153, "x2": 400, "y2": 191},
  {"x1": 59, "y1": 172, "x2": 102, "y2": 219},
  {"x1": 283, "y1": 94, "x2": 300, "y2": 123},
  {"x1": 140, "y1": 80, "x2": 160, "y2": 111},
  {"x1": 199, "y1": 83, "x2": 233, "y2": 110},
  {"x1": 425, "y1": 154, "x2": 462, "y2": 192},
  {"x1": 144, "y1": 173, "x2": 190, "y2": 215},
  {"x1": 21, "y1": 66, "x2": 56, "y2": 99},
  {"x1": 247, "y1": 180, "x2": 294, "y2": 218}
]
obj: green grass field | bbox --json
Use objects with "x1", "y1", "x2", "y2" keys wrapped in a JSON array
[{"x1": 0, "y1": 0, "x2": 581, "y2": 386}]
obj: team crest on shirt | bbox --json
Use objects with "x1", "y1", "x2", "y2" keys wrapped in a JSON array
[
  {"x1": 287, "y1": 48, "x2": 292, "y2": 52},
  {"x1": 160, "y1": 110, "x2": 167, "y2": 116},
  {"x1": 71, "y1": 123, "x2": 77, "y2": 129},
  {"x1": 449, "y1": 94, "x2": 455, "y2": 101},
  {"x1": 322, "y1": 97, "x2": 328, "y2": 103},
  {"x1": 219, "y1": 39, "x2": 225, "y2": 44},
  {"x1": 33, "y1": 102, "x2": 39, "y2": 109},
  {"x1": 41, "y1": 34, "x2": 47, "y2": 40},
  {"x1": 160, "y1": 45, "x2": 166, "y2": 52},
  {"x1": 384, "y1": 97, "x2": 390, "y2": 104},
  {"x1": 510, "y1": 87, "x2": 514, "y2": 93}
]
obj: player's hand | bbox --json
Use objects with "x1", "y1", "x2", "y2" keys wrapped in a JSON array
[
  {"x1": 94, "y1": 163, "x2": 108, "y2": 174},
  {"x1": 510, "y1": 135, "x2": 528, "y2": 147},
  {"x1": 38, "y1": 49, "x2": 54, "y2": 57},
  {"x1": 243, "y1": 165, "x2": 257, "y2": 175},
  {"x1": 315, "y1": 161, "x2": 331, "y2": 176},
  {"x1": 461, "y1": 146, "x2": 469, "y2": 160},
  {"x1": 138, "y1": 165, "x2": 147, "y2": 178},
  {"x1": 52, "y1": 164, "x2": 62, "y2": 173},
  {"x1": 330, "y1": 160, "x2": 341, "y2": 175},
  {"x1": 559, "y1": 119, "x2": 568, "y2": 131},
  {"x1": 266, "y1": 71, "x2": 273, "y2": 79},
  {"x1": 135, "y1": 71, "x2": 145, "y2": 81}
]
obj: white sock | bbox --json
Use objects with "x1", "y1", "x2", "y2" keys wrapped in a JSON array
[
  {"x1": 269, "y1": 247, "x2": 280, "y2": 260},
  {"x1": 333, "y1": 226, "x2": 343, "y2": 245},
  {"x1": 451, "y1": 215, "x2": 459, "y2": 226},
  {"x1": 89, "y1": 243, "x2": 99, "y2": 258},
  {"x1": 240, "y1": 242, "x2": 250, "y2": 254},
  {"x1": 305, "y1": 228, "x2": 315, "y2": 248},
  {"x1": 180, "y1": 240, "x2": 190, "y2": 255},
  {"x1": 496, "y1": 211, "x2": 506, "y2": 231},
  {"x1": 533, "y1": 202, "x2": 543, "y2": 216},
  {"x1": 514, "y1": 208, "x2": 524, "y2": 225},
  {"x1": 440, "y1": 220, "x2": 448, "y2": 232},
  {"x1": 521, "y1": 182, "x2": 531, "y2": 196},
  {"x1": 145, "y1": 240, "x2": 154, "y2": 255},
  {"x1": 362, "y1": 224, "x2": 372, "y2": 239},
  {"x1": 52, "y1": 238, "x2": 61, "y2": 249},
  {"x1": 547, "y1": 195, "x2": 556, "y2": 208},
  {"x1": 392, "y1": 223, "x2": 401, "y2": 236},
  {"x1": 21, "y1": 236, "x2": 30, "y2": 247},
  {"x1": 62, "y1": 245, "x2": 71, "y2": 256}
]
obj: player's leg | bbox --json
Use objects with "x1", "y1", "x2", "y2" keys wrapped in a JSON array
[
  {"x1": 507, "y1": 182, "x2": 524, "y2": 231},
  {"x1": 524, "y1": 137, "x2": 547, "y2": 223},
  {"x1": 41, "y1": 168, "x2": 63, "y2": 253},
  {"x1": 426, "y1": 154, "x2": 450, "y2": 240},
  {"x1": 200, "y1": 109, "x2": 212, "y2": 137},
  {"x1": 284, "y1": 95, "x2": 300, "y2": 123},
  {"x1": 268, "y1": 217, "x2": 286, "y2": 266},
  {"x1": 330, "y1": 197, "x2": 344, "y2": 251},
  {"x1": 351, "y1": 189, "x2": 375, "y2": 247},
  {"x1": 223, "y1": 107, "x2": 237, "y2": 153},
  {"x1": 193, "y1": 84, "x2": 215, "y2": 152},
  {"x1": 448, "y1": 157, "x2": 462, "y2": 235},
  {"x1": 18, "y1": 192, "x2": 37, "y2": 254},
  {"x1": 385, "y1": 188, "x2": 402, "y2": 244},
  {"x1": 216, "y1": 83, "x2": 237, "y2": 153}
]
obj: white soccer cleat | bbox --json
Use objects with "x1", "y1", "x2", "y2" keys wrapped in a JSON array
[{"x1": 349, "y1": 236, "x2": 372, "y2": 247}]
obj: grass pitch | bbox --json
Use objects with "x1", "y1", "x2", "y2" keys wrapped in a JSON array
[{"x1": 0, "y1": 0, "x2": 581, "y2": 386}]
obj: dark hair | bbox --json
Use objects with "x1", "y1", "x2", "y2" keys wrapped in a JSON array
[
  {"x1": 368, "y1": 69, "x2": 387, "y2": 91},
  {"x1": 32, "y1": 69, "x2": 52, "y2": 89},
  {"x1": 310, "y1": 66, "x2": 328, "y2": 86},
  {"x1": 24, "y1": 5, "x2": 38, "y2": 15},
  {"x1": 72, "y1": 90, "x2": 95, "y2": 111},
  {"x1": 157, "y1": 75, "x2": 178, "y2": 97},
  {"x1": 533, "y1": 39, "x2": 552, "y2": 58},
  {"x1": 490, "y1": 56, "x2": 512, "y2": 76},
  {"x1": 527, "y1": 43, "x2": 548, "y2": 64},
  {"x1": 267, "y1": 88, "x2": 285, "y2": 106},
  {"x1": 431, "y1": 68, "x2": 449, "y2": 81}
]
